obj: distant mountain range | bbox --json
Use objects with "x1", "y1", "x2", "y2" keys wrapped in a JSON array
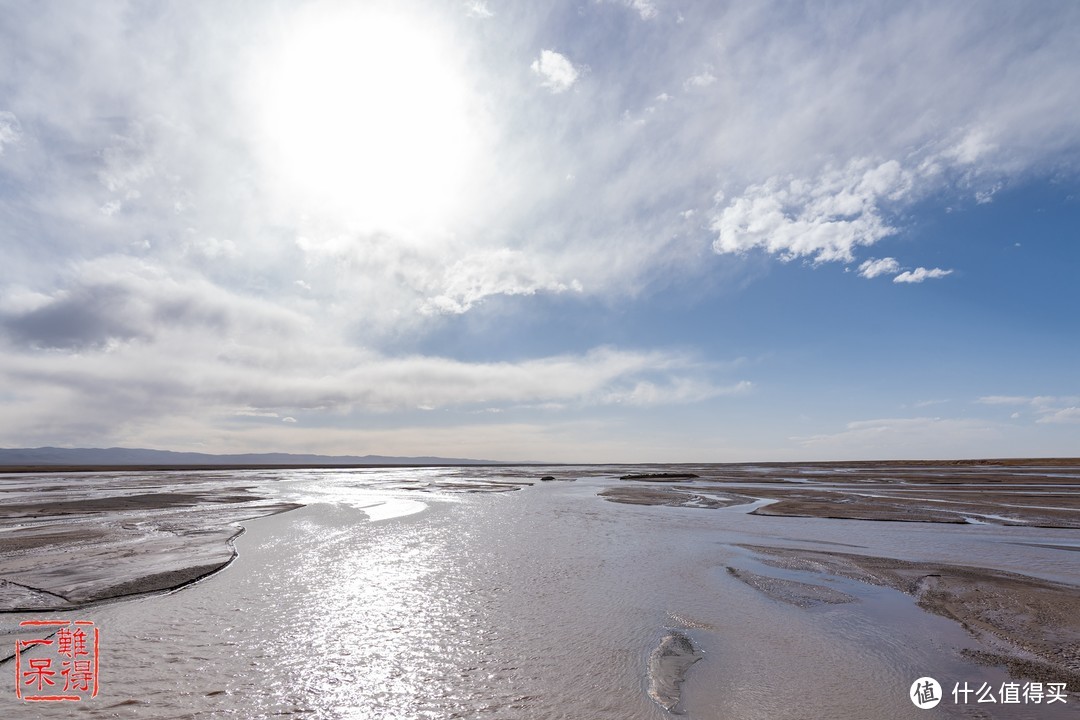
[{"x1": 0, "y1": 446, "x2": 500, "y2": 467}]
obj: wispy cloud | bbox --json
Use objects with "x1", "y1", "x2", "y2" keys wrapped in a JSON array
[
  {"x1": 603, "y1": 379, "x2": 752, "y2": 406},
  {"x1": 977, "y1": 395, "x2": 1080, "y2": 424},
  {"x1": 977, "y1": 396, "x2": 1035, "y2": 406},
  {"x1": 893, "y1": 267, "x2": 953, "y2": 283},
  {"x1": 1037, "y1": 407, "x2": 1080, "y2": 424},
  {"x1": 628, "y1": 0, "x2": 659, "y2": 20},
  {"x1": 0, "y1": 111, "x2": 20, "y2": 155},
  {"x1": 794, "y1": 417, "x2": 1000, "y2": 456},
  {"x1": 683, "y1": 69, "x2": 717, "y2": 90},
  {"x1": 418, "y1": 249, "x2": 583, "y2": 315},
  {"x1": 464, "y1": 1, "x2": 493, "y2": 19},
  {"x1": 600, "y1": 0, "x2": 659, "y2": 20},
  {"x1": 912, "y1": 399, "x2": 950, "y2": 408}
]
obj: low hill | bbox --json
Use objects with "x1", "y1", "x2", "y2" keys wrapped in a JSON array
[{"x1": 0, "y1": 446, "x2": 498, "y2": 468}]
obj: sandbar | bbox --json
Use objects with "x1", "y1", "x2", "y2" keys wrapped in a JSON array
[{"x1": 741, "y1": 544, "x2": 1080, "y2": 688}]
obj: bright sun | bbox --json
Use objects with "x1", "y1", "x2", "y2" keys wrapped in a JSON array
[{"x1": 255, "y1": 5, "x2": 478, "y2": 234}]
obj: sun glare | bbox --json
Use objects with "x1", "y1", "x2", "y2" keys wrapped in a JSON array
[{"x1": 254, "y1": 6, "x2": 478, "y2": 234}]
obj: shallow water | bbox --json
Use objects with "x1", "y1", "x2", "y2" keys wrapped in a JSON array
[{"x1": 2, "y1": 466, "x2": 1078, "y2": 718}]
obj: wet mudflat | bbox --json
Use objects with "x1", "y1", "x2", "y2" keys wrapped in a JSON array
[{"x1": 0, "y1": 461, "x2": 1077, "y2": 718}]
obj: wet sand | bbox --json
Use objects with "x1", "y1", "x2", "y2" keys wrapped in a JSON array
[
  {"x1": 747, "y1": 487, "x2": 1080, "y2": 527},
  {"x1": 603, "y1": 459, "x2": 1080, "y2": 528},
  {"x1": 0, "y1": 478, "x2": 300, "y2": 611},
  {"x1": 2, "y1": 459, "x2": 1078, "y2": 714},
  {"x1": 725, "y1": 566, "x2": 855, "y2": 607},
  {"x1": 602, "y1": 459, "x2": 1080, "y2": 695},
  {"x1": 0, "y1": 467, "x2": 539, "y2": 612},
  {"x1": 647, "y1": 630, "x2": 703, "y2": 712},
  {"x1": 738, "y1": 545, "x2": 1080, "y2": 689},
  {"x1": 600, "y1": 486, "x2": 753, "y2": 508},
  {"x1": 1, "y1": 462, "x2": 1078, "y2": 717},
  {"x1": 4, "y1": 460, "x2": 1078, "y2": 614}
]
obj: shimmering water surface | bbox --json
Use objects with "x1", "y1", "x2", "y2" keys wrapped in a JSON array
[{"x1": 2, "y1": 466, "x2": 1079, "y2": 719}]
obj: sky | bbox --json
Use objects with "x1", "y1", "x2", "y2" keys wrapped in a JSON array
[{"x1": 0, "y1": 0, "x2": 1078, "y2": 462}]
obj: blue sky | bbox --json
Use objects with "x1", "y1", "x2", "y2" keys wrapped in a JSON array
[{"x1": 0, "y1": 1, "x2": 1077, "y2": 461}]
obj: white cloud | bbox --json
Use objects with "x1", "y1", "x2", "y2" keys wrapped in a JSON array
[
  {"x1": 711, "y1": 159, "x2": 913, "y2": 263},
  {"x1": 281, "y1": 416, "x2": 298, "y2": 423},
  {"x1": 531, "y1": 50, "x2": 580, "y2": 94},
  {"x1": 418, "y1": 248, "x2": 582, "y2": 315},
  {"x1": 893, "y1": 267, "x2": 953, "y2": 283},
  {"x1": 0, "y1": 111, "x2": 20, "y2": 155},
  {"x1": 858, "y1": 257, "x2": 900, "y2": 279}
]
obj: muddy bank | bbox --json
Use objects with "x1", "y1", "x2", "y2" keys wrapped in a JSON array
[
  {"x1": 647, "y1": 630, "x2": 702, "y2": 712},
  {"x1": 741, "y1": 544, "x2": 1080, "y2": 689},
  {"x1": 600, "y1": 485, "x2": 753, "y2": 509},
  {"x1": 599, "y1": 459, "x2": 1080, "y2": 528},
  {"x1": 0, "y1": 467, "x2": 553, "y2": 611},
  {"x1": 604, "y1": 458, "x2": 1080, "y2": 484},
  {"x1": 620, "y1": 472, "x2": 700, "y2": 482},
  {"x1": 726, "y1": 566, "x2": 855, "y2": 607},
  {"x1": 745, "y1": 486, "x2": 1080, "y2": 528},
  {"x1": 0, "y1": 474, "x2": 300, "y2": 612}
]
